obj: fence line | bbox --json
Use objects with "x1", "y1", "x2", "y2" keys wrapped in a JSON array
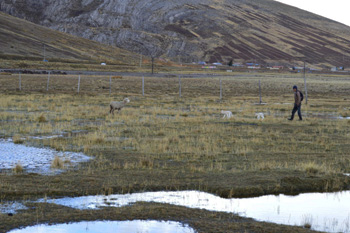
[
  {"x1": 3, "y1": 74, "x2": 317, "y2": 104},
  {"x1": 8, "y1": 75, "x2": 243, "y2": 100}
]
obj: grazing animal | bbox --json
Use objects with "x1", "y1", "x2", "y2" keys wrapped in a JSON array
[
  {"x1": 221, "y1": 110, "x2": 233, "y2": 119},
  {"x1": 110, "y1": 98, "x2": 130, "y2": 115},
  {"x1": 255, "y1": 113, "x2": 264, "y2": 120}
]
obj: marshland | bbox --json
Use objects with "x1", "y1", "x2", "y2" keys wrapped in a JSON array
[{"x1": 0, "y1": 72, "x2": 349, "y2": 232}]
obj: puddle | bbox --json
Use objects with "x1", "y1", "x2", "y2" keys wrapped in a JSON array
[
  {"x1": 29, "y1": 134, "x2": 64, "y2": 140},
  {"x1": 0, "y1": 202, "x2": 28, "y2": 214},
  {"x1": 7, "y1": 220, "x2": 195, "y2": 233},
  {"x1": 0, "y1": 139, "x2": 91, "y2": 175},
  {"x1": 41, "y1": 190, "x2": 350, "y2": 233}
]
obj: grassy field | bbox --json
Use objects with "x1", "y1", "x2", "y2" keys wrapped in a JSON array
[{"x1": 0, "y1": 72, "x2": 349, "y2": 232}]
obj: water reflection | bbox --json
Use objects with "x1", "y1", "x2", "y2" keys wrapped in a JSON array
[
  {"x1": 8, "y1": 220, "x2": 195, "y2": 233},
  {"x1": 42, "y1": 190, "x2": 350, "y2": 233},
  {"x1": 0, "y1": 139, "x2": 91, "y2": 174}
]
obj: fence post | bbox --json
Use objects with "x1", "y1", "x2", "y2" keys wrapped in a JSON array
[
  {"x1": 151, "y1": 57, "x2": 154, "y2": 74},
  {"x1": 77, "y1": 75, "x2": 81, "y2": 93},
  {"x1": 259, "y1": 79, "x2": 262, "y2": 104},
  {"x1": 142, "y1": 76, "x2": 145, "y2": 96},
  {"x1": 46, "y1": 72, "x2": 50, "y2": 91},
  {"x1": 19, "y1": 73, "x2": 21, "y2": 91},
  {"x1": 109, "y1": 75, "x2": 112, "y2": 96},
  {"x1": 220, "y1": 78, "x2": 222, "y2": 100},
  {"x1": 179, "y1": 76, "x2": 182, "y2": 98},
  {"x1": 303, "y1": 61, "x2": 308, "y2": 105}
]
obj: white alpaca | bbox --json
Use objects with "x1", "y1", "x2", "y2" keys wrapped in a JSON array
[
  {"x1": 221, "y1": 110, "x2": 233, "y2": 119},
  {"x1": 255, "y1": 113, "x2": 264, "y2": 120},
  {"x1": 110, "y1": 98, "x2": 130, "y2": 115}
]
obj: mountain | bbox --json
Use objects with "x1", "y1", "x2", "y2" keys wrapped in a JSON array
[
  {"x1": 0, "y1": 11, "x2": 139, "y2": 65},
  {"x1": 1, "y1": 0, "x2": 350, "y2": 66}
]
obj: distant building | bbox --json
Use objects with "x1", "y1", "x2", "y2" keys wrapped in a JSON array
[
  {"x1": 233, "y1": 63, "x2": 243, "y2": 67},
  {"x1": 269, "y1": 66, "x2": 284, "y2": 70},
  {"x1": 292, "y1": 66, "x2": 304, "y2": 70},
  {"x1": 247, "y1": 66, "x2": 261, "y2": 69},
  {"x1": 246, "y1": 63, "x2": 260, "y2": 69},
  {"x1": 331, "y1": 66, "x2": 345, "y2": 72}
]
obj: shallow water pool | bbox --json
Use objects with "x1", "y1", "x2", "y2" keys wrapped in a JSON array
[
  {"x1": 0, "y1": 139, "x2": 91, "y2": 175},
  {"x1": 7, "y1": 220, "x2": 195, "y2": 233},
  {"x1": 41, "y1": 190, "x2": 350, "y2": 233}
]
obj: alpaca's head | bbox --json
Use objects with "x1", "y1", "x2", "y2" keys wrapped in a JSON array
[
  {"x1": 221, "y1": 110, "x2": 224, "y2": 114},
  {"x1": 124, "y1": 98, "x2": 130, "y2": 104}
]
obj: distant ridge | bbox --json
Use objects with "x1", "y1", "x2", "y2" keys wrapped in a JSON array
[{"x1": 1, "y1": 0, "x2": 350, "y2": 67}]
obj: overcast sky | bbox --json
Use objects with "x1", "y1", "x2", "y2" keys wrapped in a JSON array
[{"x1": 275, "y1": 0, "x2": 350, "y2": 27}]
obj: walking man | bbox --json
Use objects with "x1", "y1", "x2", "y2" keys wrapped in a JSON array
[{"x1": 288, "y1": 85, "x2": 303, "y2": 121}]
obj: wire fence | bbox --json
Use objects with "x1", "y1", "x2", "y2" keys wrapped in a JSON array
[{"x1": 2, "y1": 72, "x2": 350, "y2": 101}]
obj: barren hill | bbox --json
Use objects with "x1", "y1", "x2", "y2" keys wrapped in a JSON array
[
  {"x1": 1, "y1": 0, "x2": 350, "y2": 66},
  {"x1": 0, "y1": 11, "x2": 139, "y2": 65}
]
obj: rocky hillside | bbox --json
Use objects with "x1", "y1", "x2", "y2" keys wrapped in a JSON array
[
  {"x1": 1, "y1": 0, "x2": 350, "y2": 66},
  {"x1": 0, "y1": 11, "x2": 139, "y2": 65}
]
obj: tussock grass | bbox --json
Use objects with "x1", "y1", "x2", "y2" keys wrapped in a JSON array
[
  {"x1": 12, "y1": 135, "x2": 24, "y2": 144},
  {"x1": 51, "y1": 156, "x2": 64, "y2": 169},
  {"x1": 301, "y1": 162, "x2": 323, "y2": 175},
  {"x1": 37, "y1": 114, "x2": 47, "y2": 123},
  {"x1": 13, "y1": 163, "x2": 23, "y2": 174}
]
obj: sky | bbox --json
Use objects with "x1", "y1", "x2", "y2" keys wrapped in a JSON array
[{"x1": 275, "y1": 0, "x2": 350, "y2": 27}]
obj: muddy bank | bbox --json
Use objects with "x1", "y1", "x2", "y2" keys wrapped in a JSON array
[{"x1": 0, "y1": 202, "x2": 320, "y2": 233}]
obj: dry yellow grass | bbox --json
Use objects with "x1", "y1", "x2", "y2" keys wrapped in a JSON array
[
  {"x1": 51, "y1": 156, "x2": 64, "y2": 169},
  {"x1": 13, "y1": 163, "x2": 23, "y2": 174},
  {"x1": 0, "y1": 73, "x2": 349, "y2": 198}
]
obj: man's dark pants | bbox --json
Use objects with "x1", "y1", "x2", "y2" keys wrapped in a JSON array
[{"x1": 291, "y1": 104, "x2": 302, "y2": 120}]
